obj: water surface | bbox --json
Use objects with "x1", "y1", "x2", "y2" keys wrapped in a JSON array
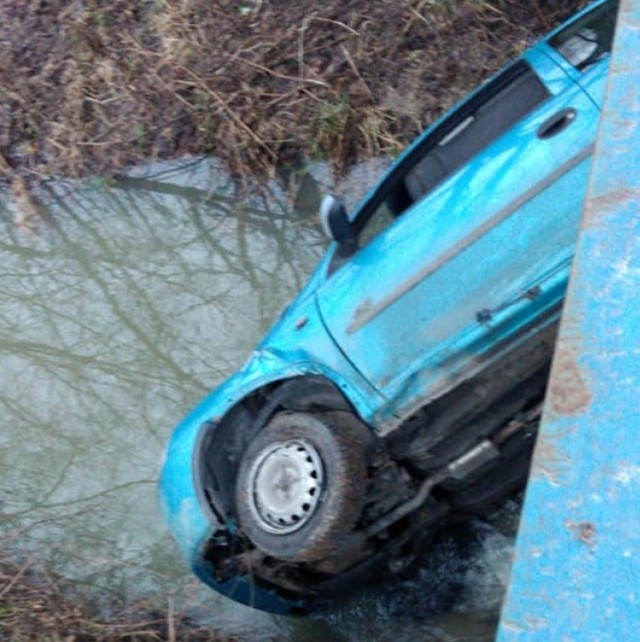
[{"x1": 0, "y1": 157, "x2": 516, "y2": 640}]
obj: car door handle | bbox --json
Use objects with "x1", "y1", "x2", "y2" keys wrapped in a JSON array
[{"x1": 537, "y1": 108, "x2": 577, "y2": 139}]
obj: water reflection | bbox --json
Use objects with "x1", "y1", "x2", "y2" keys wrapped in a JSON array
[
  {"x1": 0, "y1": 158, "x2": 325, "y2": 630},
  {"x1": 0, "y1": 157, "x2": 516, "y2": 640}
]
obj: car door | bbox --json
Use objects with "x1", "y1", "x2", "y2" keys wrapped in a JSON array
[{"x1": 315, "y1": 45, "x2": 604, "y2": 418}]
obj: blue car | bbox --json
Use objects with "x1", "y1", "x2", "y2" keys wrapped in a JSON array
[{"x1": 159, "y1": 0, "x2": 618, "y2": 614}]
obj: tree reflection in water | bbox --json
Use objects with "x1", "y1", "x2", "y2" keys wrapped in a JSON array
[
  {"x1": 0, "y1": 157, "x2": 506, "y2": 641},
  {"x1": 0, "y1": 158, "x2": 325, "y2": 610}
]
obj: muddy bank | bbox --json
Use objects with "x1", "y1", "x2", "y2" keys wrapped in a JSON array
[{"x1": 0, "y1": 0, "x2": 584, "y2": 183}]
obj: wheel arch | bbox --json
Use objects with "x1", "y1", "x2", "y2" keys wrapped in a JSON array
[{"x1": 194, "y1": 368, "x2": 375, "y2": 529}]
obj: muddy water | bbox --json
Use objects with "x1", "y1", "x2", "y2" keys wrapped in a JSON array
[{"x1": 0, "y1": 158, "x2": 516, "y2": 641}]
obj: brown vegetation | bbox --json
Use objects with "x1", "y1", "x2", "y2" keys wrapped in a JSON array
[
  {"x1": 0, "y1": 0, "x2": 584, "y2": 183},
  {"x1": 0, "y1": 555, "x2": 235, "y2": 642}
]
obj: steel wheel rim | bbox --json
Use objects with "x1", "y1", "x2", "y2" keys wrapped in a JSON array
[{"x1": 246, "y1": 438, "x2": 324, "y2": 535}]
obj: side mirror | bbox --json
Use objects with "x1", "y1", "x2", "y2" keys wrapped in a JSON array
[{"x1": 319, "y1": 195, "x2": 356, "y2": 255}]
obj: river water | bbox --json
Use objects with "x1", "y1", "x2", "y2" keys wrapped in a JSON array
[{"x1": 0, "y1": 157, "x2": 519, "y2": 641}]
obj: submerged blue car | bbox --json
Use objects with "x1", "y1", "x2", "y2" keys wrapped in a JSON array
[{"x1": 159, "y1": 0, "x2": 618, "y2": 614}]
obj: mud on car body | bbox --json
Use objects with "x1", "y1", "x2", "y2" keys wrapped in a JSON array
[{"x1": 159, "y1": 0, "x2": 618, "y2": 614}]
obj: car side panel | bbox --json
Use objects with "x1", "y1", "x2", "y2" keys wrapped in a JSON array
[{"x1": 315, "y1": 58, "x2": 601, "y2": 423}]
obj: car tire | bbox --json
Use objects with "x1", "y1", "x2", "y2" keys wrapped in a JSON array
[{"x1": 235, "y1": 410, "x2": 368, "y2": 563}]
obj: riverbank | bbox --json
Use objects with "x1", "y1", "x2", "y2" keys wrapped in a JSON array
[
  {"x1": 1, "y1": 0, "x2": 584, "y2": 185},
  {"x1": 0, "y1": 554, "x2": 234, "y2": 642}
]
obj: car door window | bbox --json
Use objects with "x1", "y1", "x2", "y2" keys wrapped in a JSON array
[
  {"x1": 548, "y1": 0, "x2": 618, "y2": 71},
  {"x1": 404, "y1": 63, "x2": 549, "y2": 202},
  {"x1": 355, "y1": 61, "x2": 549, "y2": 250}
]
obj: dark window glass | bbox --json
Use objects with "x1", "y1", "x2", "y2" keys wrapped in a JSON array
[
  {"x1": 355, "y1": 61, "x2": 549, "y2": 250},
  {"x1": 549, "y1": 0, "x2": 619, "y2": 71},
  {"x1": 404, "y1": 63, "x2": 549, "y2": 203}
]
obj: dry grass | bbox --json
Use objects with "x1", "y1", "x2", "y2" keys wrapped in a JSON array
[
  {"x1": 0, "y1": 0, "x2": 585, "y2": 185},
  {"x1": 0, "y1": 554, "x2": 236, "y2": 642}
]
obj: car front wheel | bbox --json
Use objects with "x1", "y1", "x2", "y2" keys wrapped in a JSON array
[{"x1": 235, "y1": 410, "x2": 369, "y2": 563}]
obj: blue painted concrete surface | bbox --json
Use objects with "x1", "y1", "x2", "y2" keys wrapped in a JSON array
[{"x1": 497, "y1": 1, "x2": 640, "y2": 639}]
